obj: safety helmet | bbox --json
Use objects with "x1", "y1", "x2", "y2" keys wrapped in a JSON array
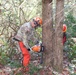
[
  {"x1": 33, "y1": 17, "x2": 42, "y2": 26},
  {"x1": 63, "y1": 24, "x2": 67, "y2": 32},
  {"x1": 31, "y1": 45, "x2": 41, "y2": 52}
]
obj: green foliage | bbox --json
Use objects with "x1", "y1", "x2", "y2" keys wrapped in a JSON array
[
  {"x1": 36, "y1": 27, "x2": 42, "y2": 40},
  {"x1": 29, "y1": 63, "x2": 41, "y2": 75},
  {"x1": 64, "y1": 13, "x2": 76, "y2": 61},
  {"x1": 67, "y1": 13, "x2": 76, "y2": 24},
  {"x1": 71, "y1": 73, "x2": 76, "y2": 75},
  {"x1": 0, "y1": 42, "x2": 21, "y2": 68},
  {"x1": 64, "y1": 39, "x2": 76, "y2": 61},
  {"x1": 68, "y1": 44, "x2": 76, "y2": 61},
  {"x1": 64, "y1": 13, "x2": 76, "y2": 37},
  {"x1": 8, "y1": 60, "x2": 22, "y2": 68},
  {"x1": 0, "y1": 51, "x2": 10, "y2": 65},
  {"x1": 15, "y1": 72, "x2": 23, "y2": 75},
  {"x1": 0, "y1": 42, "x2": 10, "y2": 65}
]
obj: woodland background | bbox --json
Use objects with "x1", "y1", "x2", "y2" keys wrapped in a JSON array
[{"x1": 0, "y1": 0, "x2": 76, "y2": 75}]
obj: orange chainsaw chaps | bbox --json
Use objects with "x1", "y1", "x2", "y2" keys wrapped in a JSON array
[
  {"x1": 23, "y1": 55, "x2": 30, "y2": 67},
  {"x1": 18, "y1": 41, "x2": 30, "y2": 67}
]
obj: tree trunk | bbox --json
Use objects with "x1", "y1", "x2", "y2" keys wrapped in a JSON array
[
  {"x1": 42, "y1": 0, "x2": 53, "y2": 66},
  {"x1": 53, "y1": 0, "x2": 64, "y2": 72}
]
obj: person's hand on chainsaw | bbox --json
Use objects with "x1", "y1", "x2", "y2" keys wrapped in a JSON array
[{"x1": 27, "y1": 48, "x2": 31, "y2": 51}]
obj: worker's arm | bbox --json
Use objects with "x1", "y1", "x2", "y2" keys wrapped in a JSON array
[{"x1": 21, "y1": 25, "x2": 30, "y2": 49}]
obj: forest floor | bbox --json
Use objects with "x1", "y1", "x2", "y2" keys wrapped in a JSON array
[{"x1": 0, "y1": 52, "x2": 76, "y2": 75}]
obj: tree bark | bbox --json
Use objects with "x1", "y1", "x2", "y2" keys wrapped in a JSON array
[
  {"x1": 42, "y1": 0, "x2": 53, "y2": 66},
  {"x1": 53, "y1": 0, "x2": 64, "y2": 72}
]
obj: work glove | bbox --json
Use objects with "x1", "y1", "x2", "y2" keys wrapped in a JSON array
[
  {"x1": 13, "y1": 37, "x2": 20, "y2": 41},
  {"x1": 27, "y1": 48, "x2": 31, "y2": 51}
]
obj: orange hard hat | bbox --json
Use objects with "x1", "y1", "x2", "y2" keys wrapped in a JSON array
[
  {"x1": 31, "y1": 45, "x2": 41, "y2": 52},
  {"x1": 33, "y1": 17, "x2": 42, "y2": 26},
  {"x1": 63, "y1": 24, "x2": 67, "y2": 32}
]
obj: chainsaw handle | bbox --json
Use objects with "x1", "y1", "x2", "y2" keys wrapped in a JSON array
[{"x1": 40, "y1": 44, "x2": 44, "y2": 52}]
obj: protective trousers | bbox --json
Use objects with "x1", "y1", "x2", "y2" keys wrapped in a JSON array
[
  {"x1": 18, "y1": 41, "x2": 30, "y2": 67},
  {"x1": 63, "y1": 32, "x2": 66, "y2": 45}
]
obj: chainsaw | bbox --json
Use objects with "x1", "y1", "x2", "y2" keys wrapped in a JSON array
[{"x1": 31, "y1": 41, "x2": 44, "y2": 64}]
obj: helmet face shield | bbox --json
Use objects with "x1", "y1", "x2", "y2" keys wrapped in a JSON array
[
  {"x1": 33, "y1": 17, "x2": 42, "y2": 26},
  {"x1": 33, "y1": 19, "x2": 40, "y2": 26}
]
